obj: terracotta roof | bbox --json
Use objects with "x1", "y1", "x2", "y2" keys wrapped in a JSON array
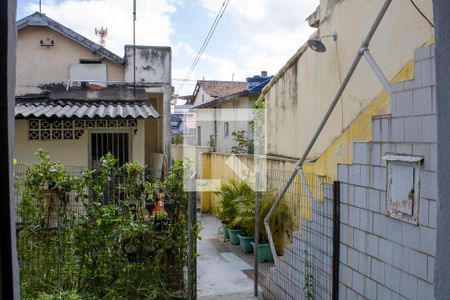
[{"x1": 194, "y1": 80, "x2": 247, "y2": 99}]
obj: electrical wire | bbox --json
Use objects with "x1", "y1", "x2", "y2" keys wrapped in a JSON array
[
  {"x1": 409, "y1": 0, "x2": 434, "y2": 28},
  {"x1": 334, "y1": 40, "x2": 345, "y2": 132},
  {"x1": 177, "y1": 0, "x2": 230, "y2": 93}
]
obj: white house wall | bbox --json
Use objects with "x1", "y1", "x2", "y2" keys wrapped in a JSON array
[
  {"x1": 193, "y1": 86, "x2": 215, "y2": 107},
  {"x1": 215, "y1": 98, "x2": 254, "y2": 153}
]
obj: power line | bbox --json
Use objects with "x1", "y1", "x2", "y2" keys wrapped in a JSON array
[
  {"x1": 410, "y1": 0, "x2": 434, "y2": 28},
  {"x1": 177, "y1": 0, "x2": 230, "y2": 93}
]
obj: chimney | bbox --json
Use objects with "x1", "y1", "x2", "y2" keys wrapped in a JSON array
[{"x1": 261, "y1": 71, "x2": 268, "y2": 77}]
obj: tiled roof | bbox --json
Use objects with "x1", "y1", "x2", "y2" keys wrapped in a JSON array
[
  {"x1": 15, "y1": 99, "x2": 159, "y2": 119},
  {"x1": 194, "y1": 81, "x2": 247, "y2": 98},
  {"x1": 16, "y1": 86, "x2": 159, "y2": 119}
]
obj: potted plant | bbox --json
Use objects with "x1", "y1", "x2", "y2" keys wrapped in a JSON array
[
  {"x1": 211, "y1": 179, "x2": 251, "y2": 242},
  {"x1": 231, "y1": 190, "x2": 256, "y2": 253},
  {"x1": 248, "y1": 191, "x2": 292, "y2": 263}
]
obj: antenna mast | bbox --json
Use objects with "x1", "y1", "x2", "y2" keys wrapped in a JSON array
[
  {"x1": 133, "y1": 0, "x2": 136, "y2": 97},
  {"x1": 95, "y1": 27, "x2": 108, "y2": 48},
  {"x1": 39, "y1": 0, "x2": 41, "y2": 13}
]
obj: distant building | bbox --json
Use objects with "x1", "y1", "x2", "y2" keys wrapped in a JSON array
[
  {"x1": 15, "y1": 12, "x2": 172, "y2": 169},
  {"x1": 190, "y1": 80, "x2": 248, "y2": 107},
  {"x1": 192, "y1": 72, "x2": 272, "y2": 153}
]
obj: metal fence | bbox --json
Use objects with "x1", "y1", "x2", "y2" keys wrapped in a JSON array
[
  {"x1": 14, "y1": 164, "x2": 163, "y2": 210},
  {"x1": 14, "y1": 164, "x2": 88, "y2": 224},
  {"x1": 13, "y1": 162, "x2": 198, "y2": 298},
  {"x1": 261, "y1": 169, "x2": 337, "y2": 300}
]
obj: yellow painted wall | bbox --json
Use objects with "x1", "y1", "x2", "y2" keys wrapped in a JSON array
[
  {"x1": 133, "y1": 120, "x2": 146, "y2": 165},
  {"x1": 301, "y1": 59, "x2": 416, "y2": 179},
  {"x1": 16, "y1": 26, "x2": 124, "y2": 95},
  {"x1": 200, "y1": 152, "x2": 326, "y2": 253},
  {"x1": 264, "y1": 0, "x2": 434, "y2": 162},
  {"x1": 200, "y1": 153, "x2": 300, "y2": 212},
  {"x1": 14, "y1": 119, "x2": 89, "y2": 165},
  {"x1": 14, "y1": 119, "x2": 147, "y2": 167}
]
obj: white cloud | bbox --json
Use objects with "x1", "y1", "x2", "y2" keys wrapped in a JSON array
[
  {"x1": 197, "y1": 0, "x2": 318, "y2": 80},
  {"x1": 24, "y1": 0, "x2": 320, "y2": 96},
  {"x1": 25, "y1": 0, "x2": 176, "y2": 56}
]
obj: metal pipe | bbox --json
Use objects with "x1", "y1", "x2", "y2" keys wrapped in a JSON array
[
  {"x1": 332, "y1": 181, "x2": 341, "y2": 300},
  {"x1": 254, "y1": 170, "x2": 260, "y2": 297},
  {"x1": 263, "y1": 0, "x2": 393, "y2": 264},
  {"x1": 361, "y1": 48, "x2": 392, "y2": 95}
]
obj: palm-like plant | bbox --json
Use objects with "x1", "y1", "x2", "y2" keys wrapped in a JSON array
[
  {"x1": 231, "y1": 190, "x2": 293, "y2": 255},
  {"x1": 211, "y1": 179, "x2": 253, "y2": 228}
]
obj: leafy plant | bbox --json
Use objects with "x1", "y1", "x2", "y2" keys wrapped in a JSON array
[
  {"x1": 171, "y1": 133, "x2": 183, "y2": 145},
  {"x1": 231, "y1": 130, "x2": 254, "y2": 154},
  {"x1": 207, "y1": 134, "x2": 216, "y2": 150},
  {"x1": 231, "y1": 189, "x2": 292, "y2": 254},
  {"x1": 16, "y1": 151, "x2": 195, "y2": 299},
  {"x1": 211, "y1": 179, "x2": 252, "y2": 228}
]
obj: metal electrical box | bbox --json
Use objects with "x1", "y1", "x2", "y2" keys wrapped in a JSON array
[{"x1": 384, "y1": 153, "x2": 423, "y2": 224}]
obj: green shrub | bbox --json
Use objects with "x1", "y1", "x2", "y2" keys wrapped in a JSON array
[{"x1": 16, "y1": 150, "x2": 192, "y2": 299}]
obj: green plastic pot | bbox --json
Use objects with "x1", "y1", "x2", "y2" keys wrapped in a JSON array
[
  {"x1": 238, "y1": 234, "x2": 254, "y2": 254},
  {"x1": 251, "y1": 242, "x2": 274, "y2": 263},
  {"x1": 221, "y1": 222, "x2": 230, "y2": 240},
  {"x1": 228, "y1": 228, "x2": 245, "y2": 245}
]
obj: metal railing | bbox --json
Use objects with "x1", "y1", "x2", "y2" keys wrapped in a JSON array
[{"x1": 264, "y1": 0, "x2": 394, "y2": 270}]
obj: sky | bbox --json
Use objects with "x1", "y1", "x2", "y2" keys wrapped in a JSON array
[{"x1": 17, "y1": 0, "x2": 319, "y2": 96}]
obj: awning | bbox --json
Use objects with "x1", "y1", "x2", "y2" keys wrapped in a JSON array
[{"x1": 15, "y1": 100, "x2": 160, "y2": 119}]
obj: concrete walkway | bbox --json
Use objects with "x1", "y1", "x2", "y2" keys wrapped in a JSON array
[{"x1": 197, "y1": 214, "x2": 260, "y2": 300}]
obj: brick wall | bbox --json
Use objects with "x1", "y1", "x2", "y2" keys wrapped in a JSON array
[{"x1": 337, "y1": 44, "x2": 436, "y2": 299}]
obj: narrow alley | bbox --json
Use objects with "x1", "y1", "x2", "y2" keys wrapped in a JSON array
[{"x1": 197, "y1": 214, "x2": 262, "y2": 300}]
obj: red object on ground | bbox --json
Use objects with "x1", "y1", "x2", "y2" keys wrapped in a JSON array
[{"x1": 152, "y1": 201, "x2": 166, "y2": 212}]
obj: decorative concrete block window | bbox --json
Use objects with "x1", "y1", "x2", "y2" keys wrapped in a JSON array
[{"x1": 383, "y1": 154, "x2": 423, "y2": 224}]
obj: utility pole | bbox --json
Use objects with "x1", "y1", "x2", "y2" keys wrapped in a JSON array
[{"x1": 133, "y1": 0, "x2": 136, "y2": 98}]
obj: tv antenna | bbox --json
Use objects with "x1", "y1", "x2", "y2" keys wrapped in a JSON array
[
  {"x1": 95, "y1": 27, "x2": 108, "y2": 48},
  {"x1": 133, "y1": 0, "x2": 136, "y2": 97}
]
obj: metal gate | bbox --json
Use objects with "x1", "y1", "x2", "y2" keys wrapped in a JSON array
[
  {"x1": 89, "y1": 131, "x2": 131, "y2": 203},
  {"x1": 90, "y1": 131, "x2": 131, "y2": 168}
]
